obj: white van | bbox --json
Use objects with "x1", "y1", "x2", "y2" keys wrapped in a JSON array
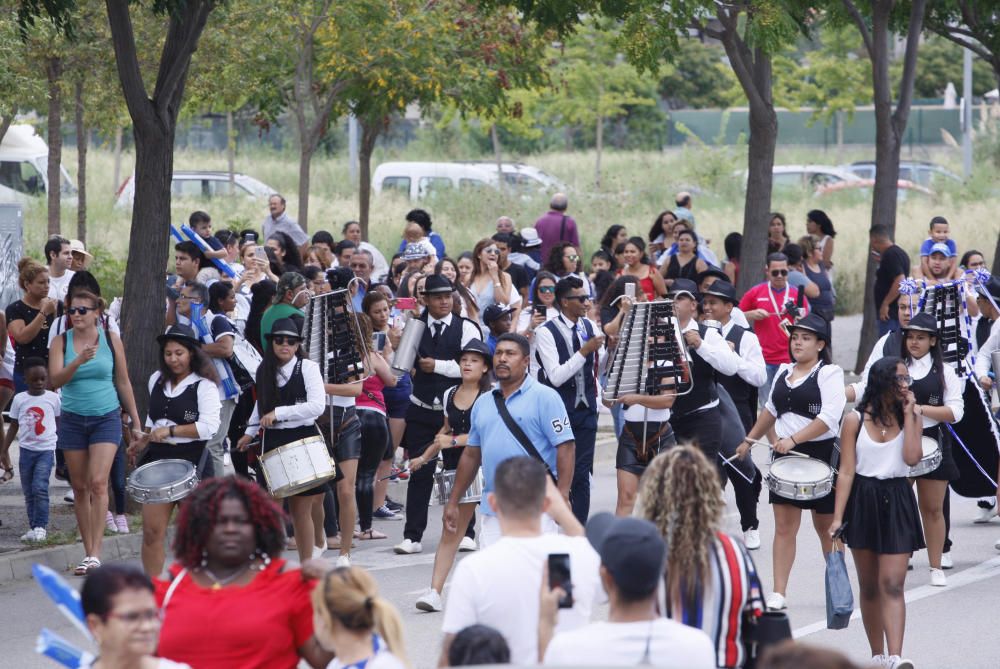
[
  {"x1": 0, "y1": 124, "x2": 77, "y2": 203},
  {"x1": 372, "y1": 162, "x2": 498, "y2": 200}
]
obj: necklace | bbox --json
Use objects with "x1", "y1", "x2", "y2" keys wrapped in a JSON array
[{"x1": 199, "y1": 562, "x2": 253, "y2": 590}]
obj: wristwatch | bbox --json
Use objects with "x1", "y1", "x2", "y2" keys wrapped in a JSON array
[
  {"x1": 169, "y1": 425, "x2": 176, "y2": 438},
  {"x1": 450, "y1": 438, "x2": 458, "y2": 448}
]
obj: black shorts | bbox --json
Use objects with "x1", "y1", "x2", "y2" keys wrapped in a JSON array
[
  {"x1": 318, "y1": 406, "x2": 362, "y2": 462},
  {"x1": 617, "y1": 421, "x2": 676, "y2": 475}
]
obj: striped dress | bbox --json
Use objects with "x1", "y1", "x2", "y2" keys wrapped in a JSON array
[{"x1": 663, "y1": 532, "x2": 765, "y2": 668}]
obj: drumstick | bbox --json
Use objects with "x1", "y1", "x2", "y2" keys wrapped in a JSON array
[
  {"x1": 717, "y1": 452, "x2": 754, "y2": 484},
  {"x1": 378, "y1": 469, "x2": 408, "y2": 482}
]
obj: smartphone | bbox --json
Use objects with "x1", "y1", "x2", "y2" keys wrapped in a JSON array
[
  {"x1": 244, "y1": 232, "x2": 257, "y2": 244},
  {"x1": 625, "y1": 282, "x2": 636, "y2": 299},
  {"x1": 374, "y1": 332, "x2": 387, "y2": 352},
  {"x1": 533, "y1": 303, "x2": 546, "y2": 317},
  {"x1": 395, "y1": 297, "x2": 417, "y2": 311},
  {"x1": 548, "y1": 553, "x2": 574, "y2": 609},
  {"x1": 254, "y1": 247, "x2": 268, "y2": 262}
]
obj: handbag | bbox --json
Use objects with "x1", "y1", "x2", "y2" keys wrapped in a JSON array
[
  {"x1": 825, "y1": 540, "x2": 854, "y2": 629},
  {"x1": 740, "y1": 537, "x2": 791, "y2": 668},
  {"x1": 492, "y1": 390, "x2": 557, "y2": 482}
]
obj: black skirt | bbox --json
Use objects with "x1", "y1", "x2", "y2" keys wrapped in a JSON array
[
  {"x1": 262, "y1": 424, "x2": 327, "y2": 497},
  {"x1": 768, "y1": 437, "x2": 836, "y2": 514},
  {"x1": 844, "y1": 474, "x2": 926, "y2": 554},
  {"x1": 914, "y1": 425, "x2": 959, "y2": 481},
  {"x1": 617, "y1": 421, "x2": 676, "y2": 475}
]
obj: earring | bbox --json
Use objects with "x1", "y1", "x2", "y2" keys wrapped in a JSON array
[{"x1": 200, "y1": 549, "x2": 208, "y2": 568}]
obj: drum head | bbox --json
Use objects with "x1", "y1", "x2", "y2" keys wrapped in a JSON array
[
  {"x1": 132, "y1": 459, "x2": 195, "y2": 487},
  {"x1": 770, "y1": 457, "x2": 832, "y2": 482},
  {"x1": 920, "y1": 436, "x2": 939, "y2": 457}
]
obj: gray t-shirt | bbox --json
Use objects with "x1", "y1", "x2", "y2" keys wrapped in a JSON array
[{"x1": 263, "y1": 212, "x2": 309, "y2": 247}]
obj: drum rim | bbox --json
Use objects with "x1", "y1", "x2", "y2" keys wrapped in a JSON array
[
  {"x1": 260, "y1": 435, "x2": 329, "y2": 459},
  {"x1": 769, "y1": 457, "x2": 833, "y2": 482},
  {"x1": 127, "y1": 459, "x2": 196, "y2": 489},
  {"x1": 260, "y1": 438, "x2": 336, "y2": 498}
]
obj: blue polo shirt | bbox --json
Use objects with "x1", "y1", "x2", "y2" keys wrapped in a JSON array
[{"x1": 467, "y1": 374, "x2": 574, "y2": 515}]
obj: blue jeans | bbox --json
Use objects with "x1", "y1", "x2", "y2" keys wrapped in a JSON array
[
  {"x1": 878, "y1": 318, "x2": 899, "y2": 337},
  {"x1": 19, "y1": 449, "x2": 54, "y2": 529}
]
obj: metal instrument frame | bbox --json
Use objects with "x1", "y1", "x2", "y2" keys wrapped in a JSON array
[{"x1": 302, "y1": 284, "x2": 371, "y2": 385}]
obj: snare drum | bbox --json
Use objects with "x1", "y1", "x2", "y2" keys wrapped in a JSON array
[
  {"x1": 126, "y1": 459, "x2": 199, "y2": 504},
  {"x1": 434, "y1": 468, "x2": 485, "y2": 505},
  {"x1": 766, "y1": 456, "x2": 835, "y2": 501},
  {"x1": 908, "y1": 436, "x2": 943, "y2": 477},
  {"x1": 260, "y1": 435, "x2": 337, "y2": 498}
]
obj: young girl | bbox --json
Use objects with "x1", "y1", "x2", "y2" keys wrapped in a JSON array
[
  {"x1": 618, "y1": 237, "x2": 666, "y2": 301},
  {"x1": 412, "y1": 339, "x2": 493, "y2": 612},
  {"x1": 736, "y1": 313, "x2": 846, "y2": 611},
  {"x1": 312, "y1": 566, "x2": 409, "y2": 669},
  {"x1": 832, "y1": 357, "x2": 922, "y2": 669}
]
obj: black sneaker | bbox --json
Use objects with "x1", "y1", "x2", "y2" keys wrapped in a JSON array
[{"x1": 385, "y1": 497, "x2": 403, "y2": 512}]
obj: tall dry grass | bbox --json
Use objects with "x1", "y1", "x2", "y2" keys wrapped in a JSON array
[{"x1": 21, "y1": 142, "x2": 1000, "y2": 311}]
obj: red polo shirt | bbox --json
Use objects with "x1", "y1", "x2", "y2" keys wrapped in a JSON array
[{"x1": 738, "y1": 282, "x2": 809, "y2": 365}]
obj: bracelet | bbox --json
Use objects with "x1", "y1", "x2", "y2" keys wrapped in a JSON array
[
  {"x1": 169, "y1": 425, "x2": 175, "y2": 438},
  {"x1": 790, "y1": 435, "x2": 798, "y2": 445}
]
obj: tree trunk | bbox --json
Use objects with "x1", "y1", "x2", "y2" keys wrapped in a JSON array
[
  {"x1": 226, "y1": 110, "x2": 235, "y2": 186},
  {"x1": 594, "y1": 114, "x2": 603, "y2": 190},
  {"x1": 0, "y1": 116, "x2": 12, "y2": 147},
  {"x1": 851, "y1": 0, "x2": 927, "y2": 372},
  {"x1": 491, "y1": 123, "x2": 503, "y2": 192},
  {"x1": 297, "y1": 137, "x2": 315, "y2": 235},
  {"x1": 357, "y1": 117, "x2": 382, "y2": 239},
  {"x1": 75, "y1": 79, "x2": 87, "y2": 243},
  {"x1": 46, "y1": 56, "x2": 63, "y2": 236},
  {"x1": 835, "y1": 111, "x2": 844, "y2": 164},
  {"x1": 113, "y1": 125, "x2": 123, "y2": 196},
  {"x1": 992, "y1": 229, "x2": 1000, "y2": 276},
  {"x1": 738, "y1": 96, "x2": 777, "y2": 295}
]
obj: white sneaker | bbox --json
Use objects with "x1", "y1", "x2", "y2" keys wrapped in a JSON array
[
  {"x1": 940, "y1": 552, "x2": 953, "y2": 570},
  {"x1": 394, "y1": 539, "x2": 422, "y2": 555},
  {"x1": 974, "y1": 499, "x2": 997, "y2": 523},
  {"x1": 743, "y1": 529, "x2": 761, "y2": 550},
  {"x1": 105, "y1": 511, "x2": 118, "y2": 533},
  {"x1": 32, "y1": 527, "x2": 46, "y2": 541},
  {"x1": 765, "y1": 592, "x2": 786, "y2": 610},
  {"x1": 312, "y1": 544, "x2": 326, "y2": 560},
  {"x1": 335, "y1": 554, "x2": 350, "y2": 568},
  {"x1": 64, "y1": 489, "x2": 75, "y2": 504},
  {"x1": 929, "y1": 567, "x2": 946, "y2": 587},
  {"x1": 459, "y1": 536, "x2": 477, "y2": 552},
  {"x1": 870, "y1": 654, "x2": 888, "y2": 667},
  {"x1": 907, "y1": 557, "x2": 914, "y2": 570},
  {"x1": 888, "y1": 656, "x2": 915, "y2": 669},
  {"x1": 20, "y1": 528, "x2": 38, "y2": 542},
  {"x1": 415, "y1": 588, "x2": 443, "y2": 612}
]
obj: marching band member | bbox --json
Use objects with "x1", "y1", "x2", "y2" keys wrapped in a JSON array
[
  {"x1": 898, "y1": 313, "x2": 962, "y2": 584},
  {"x1": 413, "y1": 339, "x2": 493, "y2": 613},
  {"x1": 236, "y1": 317, "x2": 327, "y2": 565},
  {"x1": 850, "y1": 292, "x2": 913, "y2": 402},
  {"x1": 832, "y1": 357, "x2": 923, "y2": 669},
  {"x1": 971, "y1": 278, "x2": 1000, "y2": 523},
  {"x1": 129, "y1": 325, "x2": 221, "y2": 577},
  {"x1": 666, "y1": 279, "x2": 740, "y2": 472},
  {"x1": 702, "y1": 280, "x2": 767, "y2": 549},
  {"x1": 395, "y1": 274, "x2": 482, "y2": 556},
  {"x1": 613, "y1": 380, "x2": 676, "y2": 517},
  {"x1": 736, "y1": 313, "x2": 845, "y2": 611}
]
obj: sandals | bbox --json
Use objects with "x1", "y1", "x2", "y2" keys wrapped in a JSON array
[
  {"x1": 0, "y1": 467, "x2": 13, "y2": 484},
  {"x1": 74, "y1": 557, "x2": 101, "y2": 576},
  {"x1": 357, "y1": 528, "x2": 387, "y2": 541}
]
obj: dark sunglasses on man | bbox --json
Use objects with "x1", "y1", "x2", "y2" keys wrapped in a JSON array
[{"x1": 770, "y1": 269, "x2": 789, "y2": 277}]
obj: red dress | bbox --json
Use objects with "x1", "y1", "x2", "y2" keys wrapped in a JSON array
[
  {"x1": 154, "y1": 559, "x2": 315, "y2": 669},
  {"x1": 618, "y1": 267, "x2": 657, "y2": 301}
]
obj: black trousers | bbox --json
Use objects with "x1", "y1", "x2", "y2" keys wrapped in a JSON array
[
  {"x1": 718, "y1": 385, "x2": 760, "y2": 531},
  {"x1": 403, "y1": 405, "x2": 445, "y2": 543},
  {"x1": 356, "y1": 409, "x2": 390, "y2": 532},
  {"x1": 568, "y1": 405, "x2": 598, "y2": 524},
  {"x1": 669, "y1": 405, "x2": 723, "y2": 476}
]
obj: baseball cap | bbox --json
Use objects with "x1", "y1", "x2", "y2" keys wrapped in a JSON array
[
  {"x1": 667, "y1": 278, "x2": 699, "y2": 300},
  {"x1": 482, "y1": 304, "x2": 513, "y2": 325},
  {"x1": 403, "y1": 242, "x2": 430, "y2": 261},
  {"x1": 519, "y1": 228, "x2": 542, "y2": 248},
  {"x1": 273, "y1": 272, "x2": 307, "y2": 304},
  {"x1": 929, "y1": 242, "x2": 954, "y2": 257},
  {"x1": 585, "y1": 513, "x2": 666, "y2": 597}
]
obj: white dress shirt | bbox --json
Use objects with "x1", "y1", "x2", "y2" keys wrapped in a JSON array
[
  {"x1": 852, "y1": 331, "x2": 894, "y2": 399},
  {"x1": 245, "y1": 357, "x2": 325, "y2": 436},
  {"x1": 856, "y1": 353, "x2": 964, "y2": 429},
  {"x1": 674, "y1": 318, "x2": 740, "y2": 413},
  {"x1": 424, "y1": 312, "x2": 483, "y2": 378},
  {"x1": 535, "y1": 314, "x2": 599, "y2": 389},
  {"x1": 766, "y1": 361, "x2": 846, "y2": 440},
  {"x1": 145, "y1": 371, "x2": 222, "y2": 442},
  {"x1": 721, "y1": 319, "x2": 767, "y2": 387},
  {"x1": 974, "y1": 319, "x2": 1000, "y2": 379}
]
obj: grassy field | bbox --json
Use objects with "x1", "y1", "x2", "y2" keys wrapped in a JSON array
[{"x1": 20, "y1": 140, "x2": 1000, "y2": 313}]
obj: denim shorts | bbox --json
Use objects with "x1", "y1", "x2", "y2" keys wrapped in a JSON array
[{"x1": 58, "y1": 409, "x2": 123, "y2": 451}]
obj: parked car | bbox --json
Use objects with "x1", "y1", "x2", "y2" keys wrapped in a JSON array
[
  {"x1": 453, "y1": 161, "x2": 568, "y2": 192},
  {"x1": 114, "y1": 170, "x2": 275, "y2": 209},
  {"x1": 771, "y1": 164, "x2": 861, "y2": 190},
  {"x1": 0, "y1": 124, "x2": 77, "y2": 204},
  {"x1": 816, "y1": 178, "x2": 934, "y2": 199},
  {"x1": 372, "y1": 161, "x2": 501, "y2": 200},
  {"x1": 845, "y1": 160, "x2": 962, "y2": 189}
]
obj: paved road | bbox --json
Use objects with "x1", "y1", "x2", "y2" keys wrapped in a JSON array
[{"x1": 5, "y1": 437, "x2": 1000, "y2": 668}]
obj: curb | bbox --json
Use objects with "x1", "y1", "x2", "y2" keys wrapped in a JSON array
[{"x1": 0, "y1": 532, "x2": 145, "y2": 585}]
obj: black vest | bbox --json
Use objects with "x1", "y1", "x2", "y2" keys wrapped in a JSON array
[
  {"x1": 148, "y1": 376, "x2": 202, "y2": 427},
  {"x1": 977, "y1": 318, "x2": 994, "y2": 351},
  {"x1": 413, "y1": 314, "x2": 467, "y2": 408},
  {"x1": 446, "y1": 387, "x2": 483, "y2": 436},
  {"x1": 772, "y1": 363, "x2": 824, "y2": 421},
  {"x1": 882, "y1": 330, "x2": 903, "y2": 357},
  {"x1": 672, "y1": 323, "x2": 720, "y2": 416},
  {"x1": 717, "y1": 324, "x2": 757, "y2": 431},
  {"x1": 277, "y1": 359, "x2": 308, "y2": 407},
  {"x1": 537, "y1": 317, "x2": 598, "y2": 411},
  {"x1": 910, "y1": 362, "x2": 944, "y2": 408}
]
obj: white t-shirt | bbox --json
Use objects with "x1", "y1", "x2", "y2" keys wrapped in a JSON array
[
  {"x1": 81, "y1": 659, "x2": 190, "y2": 669},
  {"x1": 9, "y1": 390, "x2": 61, "y2": 451},
  {"x1": 442, "y1": 534, "x2": 603, "y2": 665},
  {"x1": 543, "y1": 619, "x2": 716, "y2": 667},
  {"x1": 326, "y1": 650, "x2": 405, "y2": 669},
  {"x1": 48, "y1": 270, "x2": 75, "y2": 301}
]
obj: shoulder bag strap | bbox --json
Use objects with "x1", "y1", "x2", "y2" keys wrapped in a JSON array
[
  {"x1": 161, "y1": 568, "x2": 188, "y2": 613},
  {"x1": 492, "y1": 390, "x2": 556, "y2": 481},
  {"x1": 559, "y1": 215, "x2": 567, "y2": 242}
]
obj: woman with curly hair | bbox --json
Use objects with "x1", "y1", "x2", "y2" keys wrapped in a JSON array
[
  {"x1": 544, "y1": 241, "x2": 593, "y2": 298},
  {"x1": 639, "y1": 446, "x2": 764, "y2": 669},
  {"x1": 154, "y1": 477, "x2": 334, "y2": 668},
  {"x1": 312, "y1": 566, "x2": 409, "y2": 668}
]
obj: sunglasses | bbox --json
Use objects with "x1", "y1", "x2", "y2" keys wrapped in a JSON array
[
  {"x1": 484, "y1": 247, "x2": 499, "y2": 254},
  {"x1": 67, "y1": 306, "x2": 96, "y2": 315},
  {"x1": 177, "y1": 295, "x2": 202, "y2": 303},
  {"x1": 538, "y1": 286, "x2": 556, "y2": 294},
  {"x1": 271, "y1": 336, "x2": 301, "y2": 346},
  {"x1": 565, "y1": 255, "x2": 580, "y2": 262},
  {"x1": 770, "y1": 269, "x2": 789, "y2": 277},
  {"x1": 895, "y1": 374, "x2": 913, "y2": 386},
  {"x1": 563, "y1": 295, "x2": 591, "y2": 303}
]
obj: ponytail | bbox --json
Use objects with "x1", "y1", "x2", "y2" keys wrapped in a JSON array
[{"x1": 370, "y1": 596, "x2": 407, "y2": 662}]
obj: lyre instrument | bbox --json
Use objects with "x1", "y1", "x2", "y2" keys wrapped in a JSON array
[
  {"x1": 919, "y1": 281, "x2": 967, "y2": 375},
  {"x1": 302, "y1": 288, "x2": 369, "y2": 384},
  {"x1": 602, "y1": 299, "x2": 693, "y2": 402}
]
